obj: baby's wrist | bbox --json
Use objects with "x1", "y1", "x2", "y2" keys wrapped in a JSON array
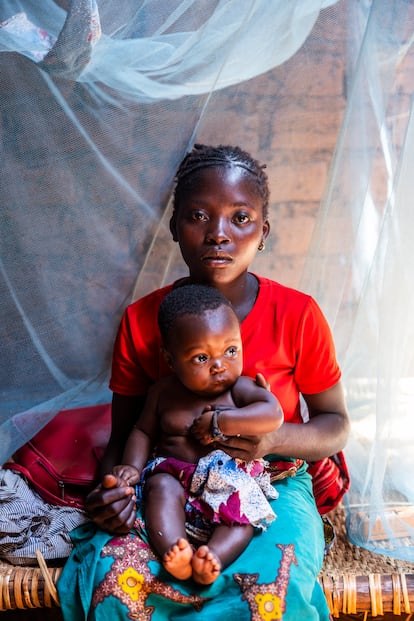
[{"x1": 210, "y1": 409, "x2": 229, "y2": 441}]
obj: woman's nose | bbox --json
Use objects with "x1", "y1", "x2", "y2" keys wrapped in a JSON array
[{"x1": 205, "y1": 218, "x2": 230, "y2": 245}]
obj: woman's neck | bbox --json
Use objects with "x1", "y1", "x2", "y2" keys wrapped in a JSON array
[
  {"x1": 184, "y1": 273, "x2": 259, "y2": 323},
  {"x1": 228, "y1": 273, "x2": 259, "y2": 322}
]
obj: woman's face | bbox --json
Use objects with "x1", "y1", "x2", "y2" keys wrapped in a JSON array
[{"x1": 170, "y1": 166, "x2": 270, "y2": 287}]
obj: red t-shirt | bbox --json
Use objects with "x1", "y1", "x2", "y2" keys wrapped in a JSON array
[{"x1": 109, "y1": 275, "x2": 341, "y2": 425}]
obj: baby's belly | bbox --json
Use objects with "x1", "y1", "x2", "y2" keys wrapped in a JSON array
[{"x1": 156, "y1": 435, "x2": 210, "y2": 463}]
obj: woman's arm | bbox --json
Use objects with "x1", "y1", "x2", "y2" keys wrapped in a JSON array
[{"x1": 217, "y1": 381, "x2": 350, "y2": 462}]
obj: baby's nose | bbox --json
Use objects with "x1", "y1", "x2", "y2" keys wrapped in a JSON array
[{"x1": 210, "y1": 359, "x2": 225, "y2": 374}]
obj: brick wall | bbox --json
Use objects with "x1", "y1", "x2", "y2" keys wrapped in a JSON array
[{"x1": 194, "y1": 4, "x2": 348, "y2": 290}]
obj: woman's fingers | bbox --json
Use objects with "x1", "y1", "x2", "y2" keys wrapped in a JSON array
[
  {"x1": 216, "y1": 434, "x2": 260, "y2": 461},
  {"x1": 255, "y1": 373, "x2": 270, "y2": 391},
  {"x1": 102, "y1": 473, "x2": 119, "y2": 488},
  {"x1": 85, "y1": 475, "x2": 138, "y2": 533},
  {"x1": 101, "y1": 495, "x2": 137, "y2": 534}
]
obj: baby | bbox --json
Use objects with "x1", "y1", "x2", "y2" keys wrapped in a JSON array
[{"x1": 113, "y1": 283, "x2": 283, "y2": 584}]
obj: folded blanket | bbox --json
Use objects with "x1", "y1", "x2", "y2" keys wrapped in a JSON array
[{"x1": 0, "y1": 468, "x2": 88, "y2": 564}]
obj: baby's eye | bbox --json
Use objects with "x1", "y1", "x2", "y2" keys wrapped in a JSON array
[
  {"x1": 225, "y1": 346, "x2": 238, "y2": 358},
  {"x1": 193, "y1": 353, "x2": 208, "y2": 364}
]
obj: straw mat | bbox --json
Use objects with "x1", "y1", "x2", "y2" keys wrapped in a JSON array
[{"x1": 320, "y1": 504, "x2": 414, "y2": 617}]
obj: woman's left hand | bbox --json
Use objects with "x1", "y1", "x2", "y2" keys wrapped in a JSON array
[{"x1": 214, "y1": 433, "x2": 262, "y2": 461}]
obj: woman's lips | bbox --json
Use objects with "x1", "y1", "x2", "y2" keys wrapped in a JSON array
[{"x1": 201, "y1": 253, "x2": 232, "y2": 264}]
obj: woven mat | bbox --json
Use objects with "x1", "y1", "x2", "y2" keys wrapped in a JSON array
[{"x1": 322, "y1": 504, "x2": 414, "y2": 577}]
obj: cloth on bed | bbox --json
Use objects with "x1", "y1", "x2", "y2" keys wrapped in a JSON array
[{"x1": 0, "y1": 468, "x2": 88, "y2": 564}]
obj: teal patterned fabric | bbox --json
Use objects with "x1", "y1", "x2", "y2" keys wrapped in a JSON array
[{"x1": 58, "y1": 463, "x2": 332, "y2": 621}]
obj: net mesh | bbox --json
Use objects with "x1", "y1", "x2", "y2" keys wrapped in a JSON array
[{"x1": 1, "y1": 0, "x2": 414, "y2": 562}]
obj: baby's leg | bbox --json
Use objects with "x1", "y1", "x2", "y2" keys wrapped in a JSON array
[
  {"x1": 144, "y1": 473, "x2": 193, "y2": 580},
  {"x1": 192, "y1": 523, "x2": 254, "y2": 585}
]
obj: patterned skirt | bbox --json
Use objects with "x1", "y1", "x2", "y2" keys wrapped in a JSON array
[{"x1": 58, "y1": 458, "x2": 333, "y2": 621}]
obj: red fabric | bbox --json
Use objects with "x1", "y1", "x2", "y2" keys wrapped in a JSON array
[
  {"x1": 110, "y1": 275, "x2": 341, "y2": 422},
  {"x1": 109, "y1": 274, "x2": 347, "y2": 511},
  {"x1": 4, "y1": 404, "x2": 111, "y2": 509},
  {"x1": 307, "y1": 452, "x2": 350, "y2": 514}
]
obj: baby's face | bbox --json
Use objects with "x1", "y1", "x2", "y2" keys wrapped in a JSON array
[{"x1": 166, "y1": 305, "x2": 242, "y2": 397}]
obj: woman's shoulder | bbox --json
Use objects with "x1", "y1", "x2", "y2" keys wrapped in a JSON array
[
  {"x1": 125, "y1": 283, "x2": 174, "y2": 316},
  {"x1": 254, "y1": 274, "x2": 313, "y2": 309}
]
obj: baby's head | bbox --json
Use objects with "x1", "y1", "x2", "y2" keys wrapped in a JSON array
[{"x1": 158, "y1": 284, "x2": 243, "y2": 396}]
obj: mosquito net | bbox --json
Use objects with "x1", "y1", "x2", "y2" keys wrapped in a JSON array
[{"x1": 1, "y1": 0, "x2": 414, "y2": 562}]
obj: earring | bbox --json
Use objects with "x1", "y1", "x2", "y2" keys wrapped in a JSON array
[{"x1": 258, "y1": 241, "x2": 265, "y2": 251}]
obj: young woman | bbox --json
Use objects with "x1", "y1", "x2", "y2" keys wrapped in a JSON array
[{"x1": 58, "y1": 144, "x2": 350, "y2": 620}]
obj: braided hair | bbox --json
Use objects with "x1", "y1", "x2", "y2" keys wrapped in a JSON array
[{"x1": 173, "y1": 144, "x2": 270, "y2": 218}]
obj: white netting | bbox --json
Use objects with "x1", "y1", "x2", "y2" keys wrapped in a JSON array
[{"x1": 1, "y1": 0, "x2": 414, "y2": 560}]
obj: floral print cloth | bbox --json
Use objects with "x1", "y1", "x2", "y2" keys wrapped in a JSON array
[
  {"x1": 143, "y1": 450, "x2": 277, "y2": 530},
  {"x1": 58, "y1": 460, "x2": 333, "y2": 621}
]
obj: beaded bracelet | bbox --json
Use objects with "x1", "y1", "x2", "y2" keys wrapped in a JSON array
[{"x1": 210, "y1": 409, "x2": 229, "y2": 441}]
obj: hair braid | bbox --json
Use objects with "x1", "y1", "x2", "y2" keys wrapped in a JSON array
[{"x1": 173, "y1": 144, "x2": 270, "y2": 217}]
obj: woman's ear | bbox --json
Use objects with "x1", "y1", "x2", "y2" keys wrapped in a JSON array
[
  {"x1": 161, "y1": 346, "x2": 174, "y2": 369},
  {"x1": 169, "y1": 213, "x2": 178, "y2": 242},
  {"x1": 262, "y1": 219, "x2": 270, "y2": 241}
]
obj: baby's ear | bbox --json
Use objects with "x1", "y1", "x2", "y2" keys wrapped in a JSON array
[{"x1": 161, "y1": 346, "x2": 174, "y2": 369}]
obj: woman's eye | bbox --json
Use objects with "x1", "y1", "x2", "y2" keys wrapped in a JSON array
[
  {"x1": 191, "y1": 211, "x2": 207, "y2": 222},
  {"x1": 225, "y1": 346, "x2": 238, "y2": 358},
  {"x1": 233, "y1": 213, "x2": 250, "y2": 224}
]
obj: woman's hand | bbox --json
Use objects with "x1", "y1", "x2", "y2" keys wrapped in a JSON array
[
  {"x1": 220, "y1": 382, "x2": 350, "y2": 463},
  {"x1": 85, "y1": 474, "x2": 137, "y2": 534},
  {"x1": 214, "y1": 433, "x2": 266, "y2": 461},
  {"x1": 213, "y1": 372, "x2": 273, "y2": 460}
]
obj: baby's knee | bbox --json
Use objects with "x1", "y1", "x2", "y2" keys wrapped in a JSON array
[{"x1": 144, "y1": 472, "x2": 184, "y2": 501}]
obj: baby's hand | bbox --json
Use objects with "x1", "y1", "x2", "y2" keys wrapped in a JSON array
[
  {"x1": 112, "y1": 464, "x2": 140, "y2": 486},
  {"x1": 189, "y1": 408, "x2": 215, "y2": 445}
]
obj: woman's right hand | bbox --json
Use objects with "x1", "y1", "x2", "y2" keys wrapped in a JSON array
[{"x1": 85, "y1": 473, "x2": 137, "y2": 534}]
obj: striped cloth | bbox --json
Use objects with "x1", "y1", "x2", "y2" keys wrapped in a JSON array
[{"x1": 0, "y1": 468, "x2": 88, "y2": 565}]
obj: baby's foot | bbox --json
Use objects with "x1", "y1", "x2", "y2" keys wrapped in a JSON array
[
  {"x1": 192, "y1": 545, "x2": 221, "y2": 585},
  {"x1": 163, "y1": 538, "x2": 193, "y2": 580}
]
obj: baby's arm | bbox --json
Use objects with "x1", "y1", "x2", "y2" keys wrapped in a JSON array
[
  {"x1": 221, "y1": 376, "x2": 283, "y2": 436},
  {"x1": 190, "y1": 377, "x2": 283, "y2": 444},
  {"x1": 112, "y1": 383, "x2": 160, "y2": 483}
]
